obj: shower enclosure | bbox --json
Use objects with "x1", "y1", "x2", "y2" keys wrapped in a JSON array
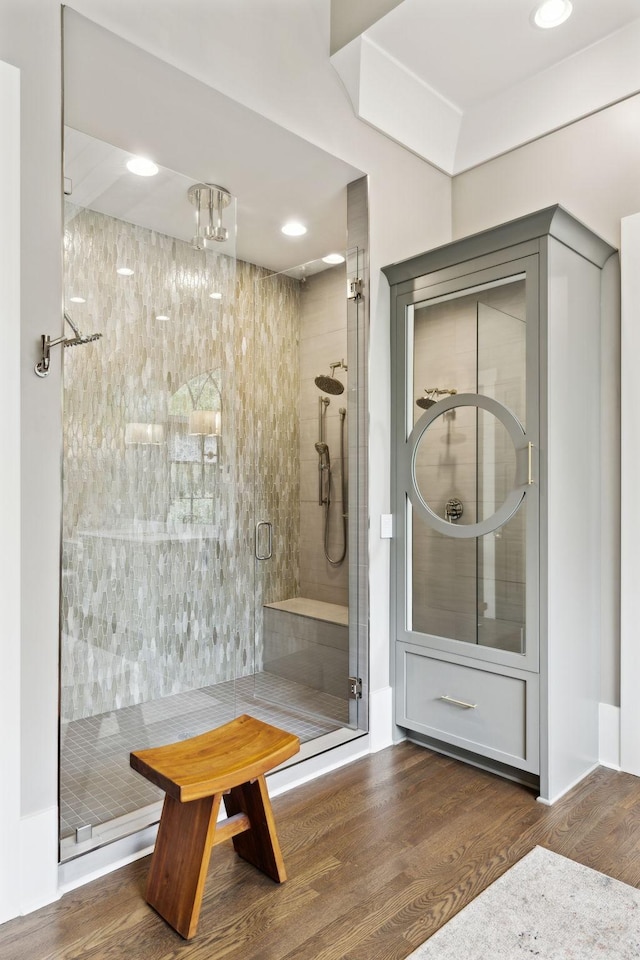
[{"x1": 59, "y1": 133, "x2": 367, "y2": 861}]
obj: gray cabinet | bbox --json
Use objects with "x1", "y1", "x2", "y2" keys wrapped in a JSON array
[{"x1": 383, "y1": 207, "x2": 615, "y2": 803}]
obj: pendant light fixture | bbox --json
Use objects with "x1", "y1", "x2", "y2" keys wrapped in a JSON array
[{"x1": 188, "y1": 183, "x2": 231, "y2": 250}]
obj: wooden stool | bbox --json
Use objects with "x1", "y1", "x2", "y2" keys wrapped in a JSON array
[{"x1": 130, "y1": 713, "x2": 300, "y2": 939}]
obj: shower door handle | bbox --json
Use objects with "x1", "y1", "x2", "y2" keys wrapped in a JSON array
[{"x1": 255, "y1": 520, "x2": 273, "y2": 560}]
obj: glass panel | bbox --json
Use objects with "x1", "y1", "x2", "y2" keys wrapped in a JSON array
[
  {"x1": 477, "y1": 508, "x2": 526, "y2": 654},
  {"x1": 477, "y1": 297, "x2": 526, "y2": 420},
  {"x1": 411, "y1": 510, "x2": 478, "y2": 642},
  {"x1": 251, "y1": 254, "x2": 358, "y2": 732},
  {"x1": 409, "y1": 276, "x2": 527, "y2": 654},
  {"x1": 60, "y1": 179, "x2": 240, "y2": 857},
  {"x1": 413, "y1": 278, "x2": 526, "y2": 425},
  {"x1": 411, "y1": 497, "x2": 526, "y2": 655}
]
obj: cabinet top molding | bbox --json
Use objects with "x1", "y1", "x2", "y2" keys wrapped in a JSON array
[{"x1": 382, "y1": 205, "x2": 616, "y2": 288}]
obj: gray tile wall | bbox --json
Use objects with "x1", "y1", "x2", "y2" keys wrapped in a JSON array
[{"x1": 298, "y1": 266, "x2": 349, "y2": 605}]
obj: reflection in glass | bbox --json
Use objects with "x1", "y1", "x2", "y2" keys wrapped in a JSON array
[
  {"x1": 410, "y1": 277, "x2": 526, "y2": 654},
  {"x1": 414, "y1": 406, "x2": 517, "y2": 526}
]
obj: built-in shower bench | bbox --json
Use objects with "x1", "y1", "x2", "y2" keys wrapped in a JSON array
[
  {"x1": 263, "y1": 597, "x2": 348, "y2": 700},
  {"x1": 130, "y1": 713, "x2": 300, "y2": 939}
]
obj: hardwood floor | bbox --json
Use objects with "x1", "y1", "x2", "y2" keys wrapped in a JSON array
[{"x1": 2, "y1": 742, "x2": 640, "y2": 959}]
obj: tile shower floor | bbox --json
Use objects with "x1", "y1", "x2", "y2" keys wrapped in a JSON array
[{"x1": 60, "y1": 673, "x2": 349, "y2": 844}]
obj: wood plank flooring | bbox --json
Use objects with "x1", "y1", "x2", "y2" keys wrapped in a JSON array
[{"x1": 3, "y1": 742, "x2": 640, "y2": 959}]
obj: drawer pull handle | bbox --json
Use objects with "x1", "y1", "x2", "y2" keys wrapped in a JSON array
[{"x1": 439, "y1": 694, "x2": 477, "y2": 710}]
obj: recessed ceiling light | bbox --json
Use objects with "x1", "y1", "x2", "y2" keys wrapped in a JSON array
[
  {"x1": 322, "y1": 253, "x2": 345, "y2": 265},
  {"x1": 69, "y1": 296, "x2": 86, "y2": 303},
  {"x1": 155, "y1": 314, "x2": 169, "y2": 321},
  {"x1": 532, "y1": 0, "x2": 572, "y2": 29},
  {"x1": 209, "y1": 292, "x2": 223, "y2": 300},
  {"x1": 281, "y1": 220, "x2": 307, "y2": 237},
  {"x1": 126, "y1": 156, "x2": 159, "y2": 177},
  {"x1": 116, "y1": 267, "x2": 134, "y2": 277}
]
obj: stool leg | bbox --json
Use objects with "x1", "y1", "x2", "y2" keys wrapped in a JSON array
[
  {"x1": 146, "y1": 792, "x2": 221, "y2": 939},
  {"x1": 223, "y1": 775, "x2": 287, "y2": 882}
]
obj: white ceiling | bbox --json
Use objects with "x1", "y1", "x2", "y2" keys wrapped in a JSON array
[
  {"x1": 64, "y1": 125, "x2": 360, "y2": 275},
  {"x1": 332, "y1": 0, "x2": 640, "y2": 173},
  {"x1": 64, "y1": 0, "x2": 640, "y2": 263},
  {"x1": 366, "y1": 0, "x2": 640, "y2": 111}
]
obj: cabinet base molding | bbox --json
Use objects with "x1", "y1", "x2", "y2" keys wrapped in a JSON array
[{"x1": 405, "y1": 731, "x2": 539, "y2": 794}]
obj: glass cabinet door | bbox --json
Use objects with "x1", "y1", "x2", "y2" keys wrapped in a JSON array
[{"x1": 395, "y1": 260, "x2": 539, "y2": 672}]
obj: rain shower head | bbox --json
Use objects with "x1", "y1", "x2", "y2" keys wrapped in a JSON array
[
  {"x1": 63, "y1": 332, "x2": 103, "y2": 347},
  {"x1": 63, "y1": 312, "x2": 102, "y2": 346},
  {"x1": 315, "y1": 359, "x2": 348, "y2": 395},
  {"x1": 315, "y1": 374, "x2": 344, "y2": 395},
  {"x1": 416, "y1": 396, "x2": 436, "y2": 409}
]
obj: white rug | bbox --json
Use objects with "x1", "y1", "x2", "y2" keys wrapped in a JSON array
[{"x1": 408, "y1": 846, "x2": 640, "y2": 959}]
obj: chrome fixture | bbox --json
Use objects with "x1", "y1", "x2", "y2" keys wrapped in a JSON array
[
  {"x1": 315, "y1": 359, "x2": 348, "y2": 395},
  {"x1": 416, "y1": 386, "x2": 457, "y2": 409},
  {"x1": 445, "y1": 497, "x2": 463, "y2": 523},
  {"x1": 35, "y1": 312, "x2": 102, "y2": 378},
  {"x1": 315, "y1": 440, "x2": 331, "y2": 507},
  {"x1": 188, "y1": 183, "x2": 231, "y2": 250},
  {"x1": 315, "y1": 404, "x2": 348, "y2": 566}
]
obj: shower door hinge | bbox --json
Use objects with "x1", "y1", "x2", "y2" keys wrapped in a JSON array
[
  {"x1": 348, "y1": 676, "x2": 363, "y2": 699},
  {"x1": 347, "y1": 277, "x2": 363, "y2": 301}
]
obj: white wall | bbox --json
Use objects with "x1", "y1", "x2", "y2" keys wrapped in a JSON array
[
  {"x1": 0, "y1": 54, "x2": 21, "y2": 926},
  {"x1": 620, "y1": 213, "x2": 640, "y2": 775},
  {"x1": 0, "y1": 0, "x2": 451, "y2": 922},
  {"x1": 0, "y1": 0, "x2": 62, "y2": 918},
  {"x1": 453, "y1": 94, "x2": 640, "y2": 250},
  {"x1": 453, "y1": 96, "x2": 640, "y2": 708}
]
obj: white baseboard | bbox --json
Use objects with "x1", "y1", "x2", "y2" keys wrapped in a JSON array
[
  {"x1": 19, "y1": 807, "x2": 59, "y2": 915},
  {"x1": 59, "y1": 824, "x2": 158, "y2": 895},
  {"x1": 599, "y1": 702, "x2": 621, "y2": 770},
  {"x1": 368, "y1": 685, "x2": 393, "y2": 751}
]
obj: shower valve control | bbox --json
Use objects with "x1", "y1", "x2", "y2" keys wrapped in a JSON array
[{"x1": 445, "y1": 498, "x2": 463, "y2": 522}]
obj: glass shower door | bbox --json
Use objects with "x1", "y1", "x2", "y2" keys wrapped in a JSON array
[
  {"x1": 59, "y1": 139, "x2": 244, "y2": 859},
  {"x1": 249, "y1": 249, "x2": 365, "y2": 737}
]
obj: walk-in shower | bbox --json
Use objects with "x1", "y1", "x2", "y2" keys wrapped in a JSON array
[{"x1": 59, "y1": 137, "x2": 367, "y2": 862}]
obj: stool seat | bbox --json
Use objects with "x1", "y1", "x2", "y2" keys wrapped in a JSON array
[
  {"x1": 130, "y1": 713, "x2": 300, "y2": 939},
  {"x1": 130, "y1": 713, "x2": 300, "y2": 802}
]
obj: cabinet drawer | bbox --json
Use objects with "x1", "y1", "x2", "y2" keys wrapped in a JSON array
[{"x1": 397, "y1": 645, "x2": 539, "y2": 773}]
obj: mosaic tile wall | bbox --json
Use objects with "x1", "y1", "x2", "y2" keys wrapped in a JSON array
[{"x1": 62, "y1": 205, "x2": 300, "y2": 721}]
